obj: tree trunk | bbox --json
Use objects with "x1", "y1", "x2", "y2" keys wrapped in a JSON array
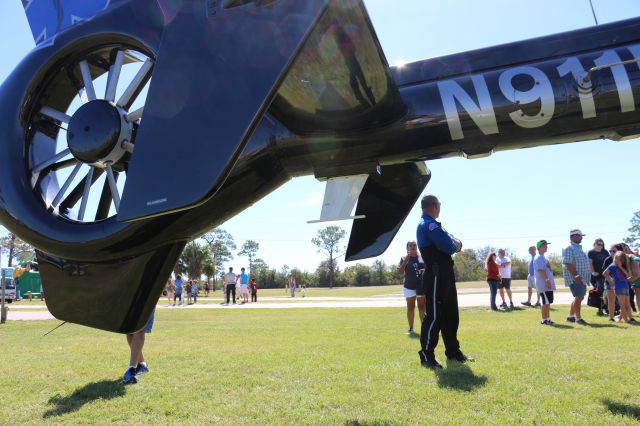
[{"x1": 7, "y1": 234, "x2": 15, "y2": 267}]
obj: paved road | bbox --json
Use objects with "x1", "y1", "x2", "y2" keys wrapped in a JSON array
[{"x1": 4, "y1": 288, "x2": 577, "y2": 321}]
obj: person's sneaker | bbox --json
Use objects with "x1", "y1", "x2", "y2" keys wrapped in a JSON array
[
  {"x1": 576, "y1": 318, "x2": 588, "y2": 325},
  {"x1": 533, "y1": 302, "x2": 541, "y2": 308},
  {"x1": 418, "y1": 350, "x2": 443, "y2": 370},
  {"x1": 566, "y1": 316, "x2": 576, "y2": 323},
  {"x1": 540, "y1": 319, "x2": 548, "y2": 325},
  {"x1": 596, "y1": 311, "x2": 605, "y2": 316},
  {"x1": 407, "y1": 328, "x2": 417, "y2": 336},
  {"x1": 136, "y1": 363, "x2": 149, "y2": 375},
  {"x1": 122, "y1": 367, "x2": 138, "y2": 385},
  {"x1": 447, "y1": 353, "x2": 475, "y2": 363},
  {"x1": 521, "y1": 301, "x2": 532, "y2": 307},
  {"x1": 547, "y1": 319, "x2": 555, "y2": 325}
]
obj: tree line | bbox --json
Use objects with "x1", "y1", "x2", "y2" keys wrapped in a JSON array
[{"x1": 2, "y1": 209, "x2": 640, "y2": 284}]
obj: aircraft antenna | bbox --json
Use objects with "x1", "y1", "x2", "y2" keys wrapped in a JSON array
[
  {"x1": 43, "y1": 321, "x2": 67, "y2": 337},
  {"x1": 588, "y1": 0, "x2": 599, "y2": 25}
]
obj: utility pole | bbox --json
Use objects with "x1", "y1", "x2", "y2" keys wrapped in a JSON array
[{"x1": 1, "y1": 250, "x2": 6, "y2": 324}]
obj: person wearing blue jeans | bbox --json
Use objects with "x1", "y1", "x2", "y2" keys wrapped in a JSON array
[{"x1": 485, "y1": 252, "x2": 500, "y2": 311}]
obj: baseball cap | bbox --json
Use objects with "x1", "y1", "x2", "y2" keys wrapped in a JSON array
[
  {"x1": 570, "y1": 229, "x2": 586, "y2": 236},
  {"x1": 536, "y1": 240, "x2": 550, "y2": 248}
]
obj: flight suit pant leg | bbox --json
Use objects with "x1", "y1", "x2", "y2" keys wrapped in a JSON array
[
  {"x1": 441, "y1": 276, "x2": 461, "y2": 358},
  {"x1": 420, "y1": 273, "x2": 444, "y2": 357}
]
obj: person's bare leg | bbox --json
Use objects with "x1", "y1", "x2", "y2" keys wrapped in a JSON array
[
  {"x1": 499, "y1": 287, "x2": 506, "y2": 305},
  {"x1": 569, "y1": 298, "x2": 576, "y2": 317},
  {"x1": 526, "y1": 288, "x2": 532, "y2": 303},
  {"x1": 128, "y1": 331, "x2": 145, "y2": 367},
  {"x1": 417, "y1": 296, "x2": 426, "y2": 322},
  {"x1": 607, "y1": 290, "x2": 616, "y2": 319},
  {"x1": 574, "y1": 296, "x2": 584, "y2": 319},
  {"x1": 506, "y1": 288, "x2": 513, "y2": 304},
  {"x1": 406, "y1": 296, "x2": 416, "y2": 330},
  {"x1": 541, "y1": 304, "x2": 550, "y2": 321}
]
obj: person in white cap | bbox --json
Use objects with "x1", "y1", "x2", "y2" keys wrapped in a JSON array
[{"x1": 562, "y1": 229, "x2": 591, "y2": 325}]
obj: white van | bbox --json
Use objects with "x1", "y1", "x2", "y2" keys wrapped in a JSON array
[{"x1": 1, "y1": 267, "x2": 16, "y2": 303}]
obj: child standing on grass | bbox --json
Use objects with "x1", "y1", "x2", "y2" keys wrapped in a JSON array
[
  {"x1": 603, "y1": 251, "x2": 635, "y2": 323},
  {"x1": 534, "y1": 240, "x2": 556, "y2": 325}
]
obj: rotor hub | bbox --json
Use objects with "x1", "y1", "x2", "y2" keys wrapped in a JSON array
[{"x1": 67, "y1": 100, "x2": 132, "y2": 167}]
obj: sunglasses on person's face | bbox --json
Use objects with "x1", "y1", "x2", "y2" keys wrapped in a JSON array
[
  {"x1": 596, "y1": 243, "x2": 603, "y2": 247},
  {"x1": 609, "y1": 249, "x2": 617, "y2": 253}
]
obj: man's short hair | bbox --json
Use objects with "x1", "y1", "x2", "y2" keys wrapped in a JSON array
[
  {"x1": 420, "y1": 195, "x2": 439, "y2": 209},
  {"x1": 241, "y1": 268, "x2": 245, "y2": 271},
  {"x1": 229, "y1": 267, "x2": 233, "y2": 271}
]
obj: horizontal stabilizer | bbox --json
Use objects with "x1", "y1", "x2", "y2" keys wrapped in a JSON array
[
  {"x1": 307, "y1": 174, "x2": 368, "y2": 223},
  {"x1": 345, "y1": 162, "x2": 430, "y2": 261}
]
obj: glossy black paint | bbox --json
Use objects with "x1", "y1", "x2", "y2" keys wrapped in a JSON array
[
  {"x1": 1, "y1": 1, "x2": 640, "y2": 332},
  {"x1": 345, "y1": 162, "x2": 430, "y2": 261},
  {"x1": 118, "y1": 0, "x2": 330, "y2": 222},
  {"x1": 67, "y1": 100, "x2": 122, "y2": 162}
]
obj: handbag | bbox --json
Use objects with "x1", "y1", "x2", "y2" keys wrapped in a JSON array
[{"x1": 587, "y1": 288, "x2": 602, "y2": 308}]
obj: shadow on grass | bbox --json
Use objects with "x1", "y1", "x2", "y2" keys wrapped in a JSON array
[
  {"x1": 435, "y1": 361, "x2": 487, "y2": 392},
  {"x1": 587, "y1": 323, "x2": 618, "y2": 329},
  {"x1": 43, "y1": 379, "x2": 125, "y2": 418},
  {"x1": 549, "y1": 323, "x2": 572, "y2": 329},
  {"x1": 602, "y1": 398, "x2": 640, "y2": 420},
  {"x1": 345, "y1": 421, "x2": 394, "y2": 426}
]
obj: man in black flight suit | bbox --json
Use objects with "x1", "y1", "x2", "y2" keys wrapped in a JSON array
[{"x1": 416, "y1": 195, "x2": 474, "y2": 369}]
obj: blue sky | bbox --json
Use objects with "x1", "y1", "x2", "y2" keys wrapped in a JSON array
[{"x1": 1, "y1": 0, "x2": 639, "y2": 273}]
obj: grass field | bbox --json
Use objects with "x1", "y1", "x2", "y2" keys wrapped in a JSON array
[{"x1": 1, "y1": 306, "x2": 638, "y2": 425}]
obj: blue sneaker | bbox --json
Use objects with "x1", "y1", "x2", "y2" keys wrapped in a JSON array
[
  {"x1": 122, "y1": 367, "x2": 138, "y2": 384},
  {"x1": 136, "y1": 363, "x2": 149, "y2": 375}
]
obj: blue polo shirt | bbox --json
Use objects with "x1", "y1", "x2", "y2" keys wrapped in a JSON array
[
  {"x1": 416, "y1": 214, "x2": 456, "y2": 254},
  {"x1": 239, "y1": 273, "x2": 249, "y2": 285}
]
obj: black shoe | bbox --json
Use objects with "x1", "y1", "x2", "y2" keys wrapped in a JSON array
[
  {"x1": 418, "y1": 350, "x2": 443, "y2": 369},
  {"x1": 447, "y1": 353, "x2": 475, "y2": 363}
]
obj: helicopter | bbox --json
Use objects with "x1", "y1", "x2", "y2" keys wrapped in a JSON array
[{"x1": 0, "y1": 0, "x2": 638, "y2": 332}]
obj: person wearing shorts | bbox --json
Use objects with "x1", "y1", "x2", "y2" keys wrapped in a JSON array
[
  {"x1": 496, "y1": 249, "x2": 514, "y2": 309},
  {"x1": 522, "y1": 246, "x2": 541, "y2": 307},
  {"x1": 123, "y1": 309, "x2": 155, "y2": 384},
  {"x1": 562, "y1": 229, "x2": 590, "y2": 325},
  {"x1": 239, "y1": 268, "x2": 249, "y2": 304},
  {"x1": 604, "y1": 251, "x2": 634, "y2": 323},
  {"x1": 534, "y1": 240, "x2": 556, "y2": 325},
  {"x1": 398, "y1": 241, "x2": 425, "y2": 336}
]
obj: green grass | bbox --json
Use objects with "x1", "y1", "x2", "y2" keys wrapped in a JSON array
[{"x1": 1, "y1": 307, "x2": 638, "y2": 424}]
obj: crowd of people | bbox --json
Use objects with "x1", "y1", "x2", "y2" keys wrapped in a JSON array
[
  {"x1": 163, "y1": 274, "x2": 204, "y2": 306},
  {"x1": 481, "y1": 231, "x2": 640, "y2": 325}
]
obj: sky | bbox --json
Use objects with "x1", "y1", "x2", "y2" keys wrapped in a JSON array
[{"x1": 0, "y1": 0, "x2": 639, "y2": 273}]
